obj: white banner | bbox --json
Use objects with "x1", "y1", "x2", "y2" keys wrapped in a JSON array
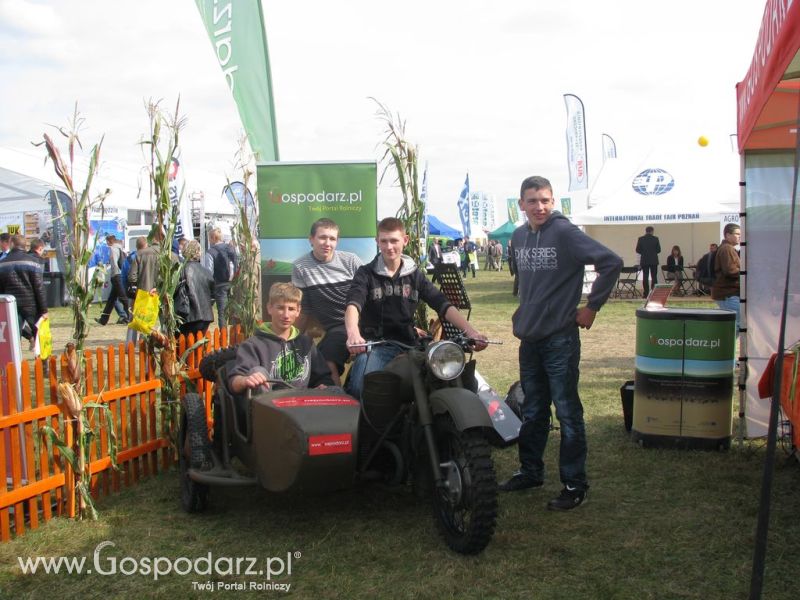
[
  {"x1": 457, "y1": 174, "x2": 471, "y2": 238},
  {"x1": 601, "y1": 133, "x2": 617, "y2": 164},
  {"x1": 564, "y1": 94, "x2": 588, "y2": 191},
  {"x1": 168, "y1": 154, "x2": 194, "y2": 241}
]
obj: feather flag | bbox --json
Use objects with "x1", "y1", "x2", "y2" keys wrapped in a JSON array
[
  {"x1": 457, "y1": 174, "x2": 471, "y2": 238},
  {"x1": 194, "y1": 0, "x2": 279, "y2": 161},
  {"x1": 563, "y1": 94, "x2": 588, "y2": 191}
]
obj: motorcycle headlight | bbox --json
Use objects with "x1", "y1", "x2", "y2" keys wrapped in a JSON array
[{"x1": 426, "y1": 341, "x2": 465, "y2": 381}]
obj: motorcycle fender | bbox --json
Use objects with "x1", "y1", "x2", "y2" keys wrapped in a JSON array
[{"x1": 429, "y1": 388, "x2": 493, "y2": 431}]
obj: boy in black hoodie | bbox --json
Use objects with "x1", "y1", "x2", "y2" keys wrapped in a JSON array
[
  {"x1": 500, "y1": 176, "x2": 622, "y2": 511},
  {"x1": 344, "y1": 217, "x2": 487, "y2": 400},
  {"x1": 229, "y1": 283, "x2": 333, "y2": 394}
]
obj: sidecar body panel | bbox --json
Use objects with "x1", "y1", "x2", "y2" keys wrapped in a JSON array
[
  {"x1": 251, "y1": 388, "x2": 360, "y2": 493},
  {"x1": 429, "y1": 387, "x2": 493, "y2": 432}
]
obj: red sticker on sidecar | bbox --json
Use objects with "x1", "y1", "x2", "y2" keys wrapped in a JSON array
[
  {"x1": 272, "y1": 397, "x2": 359, "y2": 408},
  {"x1": 308, "y1": 434, "x2": 353, "y2": 456}
]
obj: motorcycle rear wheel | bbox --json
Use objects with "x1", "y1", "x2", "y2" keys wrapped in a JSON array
[
  {"x1": 179, "y1": 393, "x2": 211, "y2": 512},
  {"x1": 432, "y1": 417, "x2": 498, "y2": 555}
]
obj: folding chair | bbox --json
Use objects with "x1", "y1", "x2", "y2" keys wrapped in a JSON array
[
  {"x1": 614, "y1": 266, "x2": 640, "y2": 299},
  {"x1": 432, "y1": 263, "x2": 471, "y2": 339}
]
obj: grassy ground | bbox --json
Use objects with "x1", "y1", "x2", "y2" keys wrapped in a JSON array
[{"x1": 1, "y1": 270, "x2": 798, "y2": 599}]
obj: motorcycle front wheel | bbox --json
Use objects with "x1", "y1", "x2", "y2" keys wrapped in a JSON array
[{"x1": 432, "y1": 416, "x2": 498, "y2": 555}]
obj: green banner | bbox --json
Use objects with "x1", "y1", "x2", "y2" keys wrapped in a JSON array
[
  {"x1": 506, "y1": 198, "x2": 519, "y2": 224},
  {"x1": 257, "y1": 162, "x2": 377, "y2": 238},
  {"x1": 194, "y1": 0, "x2": 279, "y2": 161}
]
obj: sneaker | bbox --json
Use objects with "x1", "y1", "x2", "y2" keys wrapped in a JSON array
[
  {"x1": 499, "y1": 472, "x2": 544, "y2": 492},
  {"x1": 547, "y1": 485, "x2": 587, "y2": 511},
  {"x1": 94, "y1": 317, "x2": 107, "y2": 326},
  {"x1": 116, "y1": 317, "x2": 130, "y2": 325}
]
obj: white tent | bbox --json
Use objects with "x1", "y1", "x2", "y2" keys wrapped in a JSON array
[{"x1": 571, "y1": 150, "x2": 740, "y2": 266}]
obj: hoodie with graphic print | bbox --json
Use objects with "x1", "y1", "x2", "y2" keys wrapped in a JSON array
[
  {"x1": 228, "y1": 324, "x2": 334, "y2": 389},
  {"x1": 511, "y1": 212, "x2": 622, "y2": 342},
  {"x1": 346, "y1": 254, "x2": 452, "y2": 345}
]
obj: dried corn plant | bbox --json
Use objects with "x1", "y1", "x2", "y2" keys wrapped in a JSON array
[
  {"x1": 139, "y1": 98, "x2": 197, "y2": 449},
  {"x1": 226, "y1": 134, "x2": 261, "y2": 339},
  {"x1": 37, "y1": 105, "x2": 117, "y2": 519},
  {"x1": 372, "y1": 98, "x2": 427, "y2": 329}
]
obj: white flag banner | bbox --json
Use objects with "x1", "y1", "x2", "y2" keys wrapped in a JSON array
[
  {"x1": 457, "y1": 174, "x2": 471, "y2": 238},
  {"x1": 564, "y1": 94, "x2": 588, "y2": 191},
  {"x1": 601, "y1": 133, "x2": 617, "y2": 163},
  {"x1": 168, "y1": 153, "x2": 194, "y2": 241}
]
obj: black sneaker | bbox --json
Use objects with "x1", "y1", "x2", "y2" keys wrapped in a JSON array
[
  {"x1": 94, "y1": 317, "x2": 107, "y2": 326},
  {"x1": 499, "y1": 472, "x2": 544, "y2": 492},
  {"x1": 547, "y1": 485, "x2": 587, "y2": 511},
  {"x1": 116, "y1": 317, "x2": 130, "y2": 325}
]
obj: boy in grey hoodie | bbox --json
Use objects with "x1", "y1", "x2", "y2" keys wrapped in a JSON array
[
  {"x1": 229, "y1": 283, "x2": 333, "y2": 394},
  {"x1": 500, "y1": 176, "x2": 622, "y2": 511}
]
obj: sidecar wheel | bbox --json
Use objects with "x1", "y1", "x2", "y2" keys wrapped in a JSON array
[
  {"x1": 179, "y1": 394, "x2": 210, "y2": 512},
  {"x1": 432, "y1": 417, "x2": 498, "y2": 555},
  {"x1": 198, "y1": 345, "x2": 239, "y2": 382}
]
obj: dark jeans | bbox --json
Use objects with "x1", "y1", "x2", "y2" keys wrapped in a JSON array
[
  {"x1": 214, "y1": 282, "x2": 231, "y2": 329},
  {"x1": 641, "y1": 264, "x2": 658, "y2": 297},
  {"x1": 99, "y1": 274, "x2": 129, "y2": 324},
  {"x1": 517, "y1": 328, "x2": 587, "y2": 490}
]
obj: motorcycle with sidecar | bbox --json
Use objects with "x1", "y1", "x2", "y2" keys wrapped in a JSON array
[{"x1": 179, "y1": 335, "x2": 507, "y2": 555}]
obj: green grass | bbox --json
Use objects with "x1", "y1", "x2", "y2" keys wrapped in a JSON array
[{"x1": 1, "y1": 271, "x2": 798, "y2": 599}]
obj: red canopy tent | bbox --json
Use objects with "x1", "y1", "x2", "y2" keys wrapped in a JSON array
[
  {"x1": 736, "y1": 0, "x2": 800, "y2": 151},
  {"x1": 736, "y1": 0, "x2": 800, "y2": 440}
]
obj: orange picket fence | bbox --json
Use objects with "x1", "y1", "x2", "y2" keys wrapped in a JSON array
[{"x1": 0, "y1": 326, "x2": 239, "y2": 542}]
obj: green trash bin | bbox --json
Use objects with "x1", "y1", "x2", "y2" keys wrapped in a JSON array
[{"x1": 632, "y1": 308, "x2": 736, "y2": 449}]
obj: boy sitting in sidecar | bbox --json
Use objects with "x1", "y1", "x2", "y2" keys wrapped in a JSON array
[{"x1": 229, "y1": 282, "x2": 334, "y2": 394}]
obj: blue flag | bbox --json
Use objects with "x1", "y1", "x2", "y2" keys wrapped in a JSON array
[{"x1": 457, "y1": 174, "x2": 471, "y2": 238}]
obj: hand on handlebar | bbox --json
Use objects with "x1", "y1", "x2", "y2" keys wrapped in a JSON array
[
  {"x1": 242, "y1": 371, "x2": 271, "y2": 391},
  {"x1": 463, "y1": 329, "x2": 489, "y2": 352},
  {"x1": 346, "y1": 332, "x2": 367, "y2": 355}
]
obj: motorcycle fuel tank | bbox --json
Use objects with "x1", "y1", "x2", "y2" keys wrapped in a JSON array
[{"x1": 251, "y1": 388, "x2": 361, "y2": 493}]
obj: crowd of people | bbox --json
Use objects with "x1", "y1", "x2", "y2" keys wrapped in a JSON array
[{"x1": 635, "y1": 224, "x2": 741, "y2": 323}]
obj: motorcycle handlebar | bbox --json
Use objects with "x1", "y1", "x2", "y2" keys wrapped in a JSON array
[{"x1": 348, "y1": 335, "x2": 502, "y2": 351}]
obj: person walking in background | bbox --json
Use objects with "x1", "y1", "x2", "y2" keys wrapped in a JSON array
[
  {"x1": 695, "y1": 243, "x2": 718, "y2": 294},
  {"x1": 27, "y1": 238, "x2": 46, "y2": 264},
  {"x1": 635, "y1": 226, "x2": 661, "y2": 298},
  {"x1": 508, "y1": 238, "x2": 519, "y2": 296},
  {"x1": 0, "y1": 234, "x2": 48, "y2": 350},
  {"x1": 206, "y1": 227, "x2": 237, "y2": 329},
  {"x1": 712, "y1": 223, "x2": 741, "y2": 330},
  {"x1": 665, "y1": 245, "x2": 684, "y2": 293},
  {"x1": 500, "y1": 176, "x2": 621, "y2": 511},
  {"x1": 464, "y1": 236, "x2": 477, "y2": 278},
  {"x1": 95, "y1": 235, "x2": 130, "y2": 326},
  {"x1": 175, "y1": 239, "x2": 215, "y2": 338},
  {"x1": 0, "y1": 232, "x2": 10, "y2": 260}
]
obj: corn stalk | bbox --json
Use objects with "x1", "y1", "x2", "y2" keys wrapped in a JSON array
[
  {"x1": 139, "y1": 98, "x2": 187, "y2": 451},
  {"x1": 372, "y1": 98, "x2": 427, "y2": 328},
  {"x1": 226, "y1": 135, "x2": 261, "y2": 339},
  {"x1": 37, "y1": 104, "x2": 117, "y2": 519}
]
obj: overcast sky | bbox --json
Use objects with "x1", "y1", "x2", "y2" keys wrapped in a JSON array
[{"x1": 0, "y1": 0, "x2": 766, "y2": 226}]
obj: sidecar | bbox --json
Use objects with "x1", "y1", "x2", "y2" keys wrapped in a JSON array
[{"x1": 179, "y1": 347, "x2": 361, "y2": 512}]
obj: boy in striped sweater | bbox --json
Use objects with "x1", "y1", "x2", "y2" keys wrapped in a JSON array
[{"x1": 291, "y1": 218, "x2": 363, "y2": 385}]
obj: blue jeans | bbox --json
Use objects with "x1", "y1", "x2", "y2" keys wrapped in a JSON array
[
  {"x1": 214, "y1": 282, "x2": 231, "y2": 329},
  {"x1": 517, "y1": 328, "x2": 588, "y2": 490},
  {"x1": 345, "y1": 344, "x2": 403, "y2": 401},
  {"x1": 716, "y1": 295, "x2": 740, "y2": 332}
]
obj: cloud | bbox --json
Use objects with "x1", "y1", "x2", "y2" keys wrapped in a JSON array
[{"x1": 0, "y1": 0, "x2": 59, "y2": 36}]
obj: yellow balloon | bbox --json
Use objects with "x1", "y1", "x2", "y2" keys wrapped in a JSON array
[{"x1": 698, "y1": 136, "x2": 709, "y2": 147}]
